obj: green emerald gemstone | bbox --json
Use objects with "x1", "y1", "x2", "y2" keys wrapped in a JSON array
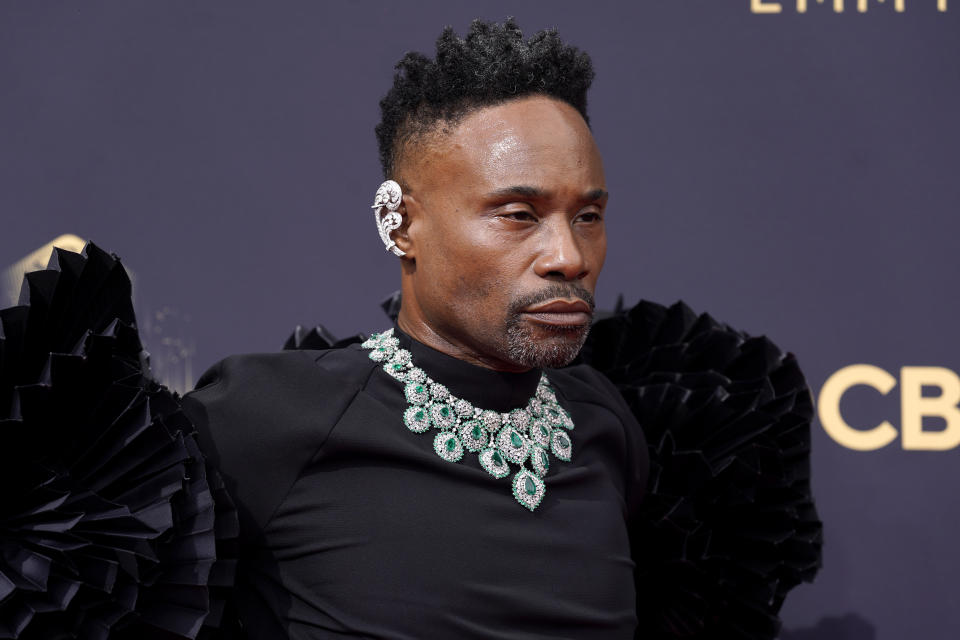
[
  {"x1": 378, "y1": 346, "x2": 386, "y2": 351},
  {"x1": 415, "y1": 385, "x2": 424, "y2": 393},
  {"x1": 524, "y1": 476, "x2": 537, "y2": 496},
  {"x1": 471, "y1": 425, "x2": 484, "y2": 440},
  {"x1": 492, "y1": 451, "x2": 505, "y2": 466},
  {"x1": 445, "y1": 438, "x2": 457, "y2": 452},
  {"x1": 539, "y1": 425, "x2": 548, "y2": 437},
  {"x1": 440, "y1": 406, "x2": 449, "y2": 416},
  {"x1": 393, "y1": 363, "x2": 403, "y2": 370},
  {"x1": 541, "y1": 451, "x2": 549, "y2": 469},
  {"x1": 556, "y1": 434, "x2": 568, "y2": 448},
  {"x1": 510, "y1": 432, "x2": 523, "y2": 447},
  {"x1": 415, "y1": 410, "x2": 425, "y2": 420},
  {"x1": 548, "y1": 408, "x2": 558, "y2": 416}
]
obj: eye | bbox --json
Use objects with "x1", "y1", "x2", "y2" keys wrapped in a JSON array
[
  {"x1": 575, "y1": 211, "x2": 603, "y2": 224},
  {"x1": 500, "y1": 210, "x2": 537, "y2": 222}
]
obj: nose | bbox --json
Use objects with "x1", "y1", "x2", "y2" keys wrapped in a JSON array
[{"x1": 533, "y1": 219, "x2": 589, "y2": 281}]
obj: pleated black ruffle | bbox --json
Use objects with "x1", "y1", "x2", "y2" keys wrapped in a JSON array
[
  {"x1": 577, "y1": 300, "x2": 823, "y2": 640},
  {"x1": 281, "y1": 292, "x2": 399, "y2": 352},
  {"x1": 282, "y1": 325, "x2": 363, "y2": 351},
  {"x1": 0, "y1": 243, "x2": 238, "y2": 640}
]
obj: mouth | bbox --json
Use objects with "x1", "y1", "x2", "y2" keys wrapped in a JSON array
[{"x1": 520, "y1": 299, "x2": 593, "y2": 328}]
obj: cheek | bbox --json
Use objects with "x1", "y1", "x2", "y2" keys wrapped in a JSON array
[
  {"x1": 448, "y1": 255, "x2": 501, "y2": 305},
  {"x1": 417, "y1": 213, "x2": 529, "y2": 321},
  {"x1": 593, "y1": 230, "x2": 607, "y2": 273},
  {"x1": 451, "y1": 276, "x2": 494, "y2": 315},
  {"x1": 447, "y1": 250, "x2": 521, "y2": 321},
  {"x1": 414, "y1": 230, "x2": 484, "y2": 309}
]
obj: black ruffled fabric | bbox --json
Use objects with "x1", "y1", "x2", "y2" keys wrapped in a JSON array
[
  {"x1": 282, "y1": 326, "x2": 363, "y2": 351},
  {"x1": 281, "y1": 291, "x2": 397, "y2": 351},
  {"x1": 576, "y1": 300, "x2": 823, "y2": 640},
  {"x1": 0, "y1": 244, "x2": 238, "y2": 640}
]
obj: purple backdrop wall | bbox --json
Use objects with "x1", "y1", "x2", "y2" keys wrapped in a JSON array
[{"x1": 2, "y1": 1, "x2": 958, "y2": 638}]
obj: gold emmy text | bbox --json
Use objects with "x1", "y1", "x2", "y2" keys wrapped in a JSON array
[{"x1": 751, "y1": 0, "x2": 947, "y2": 12}]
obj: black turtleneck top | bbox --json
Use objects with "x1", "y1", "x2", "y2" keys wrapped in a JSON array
[{"x1": 182, "y1": 327, "x2": 649, "y2": 639}]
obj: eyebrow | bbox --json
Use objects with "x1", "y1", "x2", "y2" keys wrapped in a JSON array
[
  {"x1": 487, "y1": 185, "x2": 547, "y2": 200},
  {"x1": 583, "y1": 188, "x2": 609, "y2": 202},
  {"x1": 485, "y1": 185, "x2": 609, "y2": 202}
]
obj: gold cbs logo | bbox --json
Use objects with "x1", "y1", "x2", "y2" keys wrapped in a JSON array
[{"x1": 818, "y1": 365, "x2": 960, "y2": 451}]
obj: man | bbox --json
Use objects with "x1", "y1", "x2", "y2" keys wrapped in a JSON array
[
  {"x1": 0, "y1": 18, "x2": 819, "y2": 640},
  {"x1": 183, "y1": 18, "x2": 820, "y2": 639},
  {"x1": 184, "y1": 19, "x2": 649, "y2": 638}
]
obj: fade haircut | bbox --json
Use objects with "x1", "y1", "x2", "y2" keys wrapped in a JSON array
[{"x1": 375, "y1": 18, "x2": 595, "y2": 179}]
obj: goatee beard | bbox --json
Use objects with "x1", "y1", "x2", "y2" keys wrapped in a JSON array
[{"x1": 504, "y1": 283, "x2": 595, "y2": 368}]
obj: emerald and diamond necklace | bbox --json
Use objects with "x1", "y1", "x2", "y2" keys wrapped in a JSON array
[{"x1": 361, "y1": 329, "x2": 574, "y2": 511}]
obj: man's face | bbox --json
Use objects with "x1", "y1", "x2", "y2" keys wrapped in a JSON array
[{"x1": 397, "y1": 95, "x2": 607, "y2": 371}]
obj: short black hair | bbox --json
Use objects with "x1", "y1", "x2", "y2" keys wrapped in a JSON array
[{"x1": 375, "y1": 18, "x2": 595, "y2": 178}]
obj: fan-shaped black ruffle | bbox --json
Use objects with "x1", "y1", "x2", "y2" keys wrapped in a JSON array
[
  {"x1": 281, "y1": 291, "x2": 399, "y2": 351},
  {"x1": 577, "y1": 300, "x2": 823, "y2": 640},
  {"x1": 0, "y1": 243, "x2": 238, "y2": 639},
  {"x1": 282, "y1": 325, "x2": 364, "y2": 351}
]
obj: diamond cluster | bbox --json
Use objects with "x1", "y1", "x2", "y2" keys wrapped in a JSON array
[{"x1": 362, "y1": 329, "x2": 575, "y2": 511}]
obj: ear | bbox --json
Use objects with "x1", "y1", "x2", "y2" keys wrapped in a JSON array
[{"x1": 392, "y1": 192, "x2": 422, "y2": 260}]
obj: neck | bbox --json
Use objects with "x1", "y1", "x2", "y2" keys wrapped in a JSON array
[
  {"x1": 396, "y1": 307, "x2": 532, "y2": 374},
  {"x1": 390, "y1": 324, "x2": 543, "y2": 413}
]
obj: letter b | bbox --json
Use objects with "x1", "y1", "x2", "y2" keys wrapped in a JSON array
[{"x1": 901, "y1": 366, "x2": 960, "y2": 451}]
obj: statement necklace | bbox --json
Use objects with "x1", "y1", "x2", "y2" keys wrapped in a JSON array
[{"x1": 361, "y1": 329, "x2": 575, "y2": 511}]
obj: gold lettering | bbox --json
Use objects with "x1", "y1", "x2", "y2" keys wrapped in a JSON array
[
  {"x1": 797, "y1": 0, "x2": 846, "y2": 11},
  {"x1": 752, "y1": 0, "x2": 784, "y2": 12},
  {"x1": 818, "y1": 365, "x2": 898, "y2": 451},
  {"x1": 755, "y1": 0, "x2": 948, "y2": 13},
  {"x1": 857, "y1": 0, "x2": 905, "y2": 10},
  {"x1": 900, "y1": 367, "x2": 960, "y2": 450}
]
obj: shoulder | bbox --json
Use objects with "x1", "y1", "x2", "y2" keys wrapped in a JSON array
[
  {"x1": 190, "y1": 343, "x2": 378, "y2": 397},
  {"x1": 549, "y1": 362, "x2": 650, "y2": 511},
  {"x1": 183, "y1": 344, "x2": 379, "y2": 457},
  {"x1": 182, "y1": 344, "x2": 379, "y2": 530},
  {"x1": 547, "y1": 363, "x2": 632, "y2": 419}
]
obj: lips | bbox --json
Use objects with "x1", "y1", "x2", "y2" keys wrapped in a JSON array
[{"x1": 521, "y1": 299, "x2": 593, "y2": 327}]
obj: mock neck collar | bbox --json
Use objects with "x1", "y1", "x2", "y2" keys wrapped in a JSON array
[{"x1": 393, "y1": 325, "x2": 543, "y2": 413}]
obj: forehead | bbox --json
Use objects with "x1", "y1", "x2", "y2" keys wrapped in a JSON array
[{"x1": 409, "y1": 96, "x2": 604, "y2": 197}]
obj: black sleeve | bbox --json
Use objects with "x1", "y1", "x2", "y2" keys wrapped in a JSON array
[{"x1": 182, "y1": 350, "x2": 360, "y2": 540}]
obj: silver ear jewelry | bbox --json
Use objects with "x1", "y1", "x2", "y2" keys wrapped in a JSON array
[{"x1": 372, "y1": 180, "x2": 405, "y2": 257}]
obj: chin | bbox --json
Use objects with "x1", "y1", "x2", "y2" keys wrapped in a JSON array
[{"x1": 505, "y1": 320, "x2": 590, "y2": 369}]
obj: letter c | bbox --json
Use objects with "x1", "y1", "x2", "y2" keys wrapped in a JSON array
[{"x1": 818, "y1": 364, "x2": 898, "y2": 451}]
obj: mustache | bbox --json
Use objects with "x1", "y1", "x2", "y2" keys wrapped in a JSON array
[{"x1": 508, "y1": 283, "x2": 596, "y2": 316}]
